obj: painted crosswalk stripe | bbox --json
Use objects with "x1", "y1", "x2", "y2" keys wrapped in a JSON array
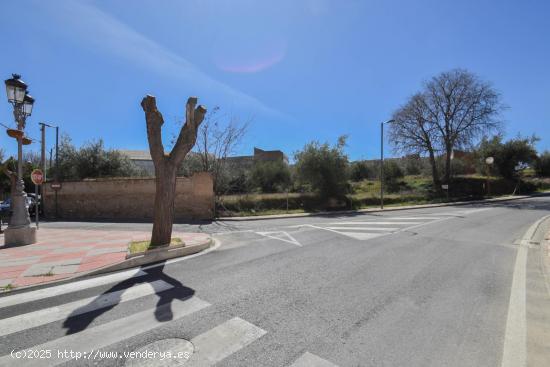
[
  {"x1": 186, "y1": 317, "x2": 266, "y2": 366},
  {"x1": 329, "y1": 221, "x2": 423, "y2": 225},
  {"x1": 371, "y1": 217, "x2": 440, "y2": 220},
  {"x1": 0, "y1": 280, "x2": 173, "y2": 337},
  {"x1": 326, "y1": 227, "x2": 399, "y2": 232},
  {"x1": 289, "y1": 352, "x2": 339, "y2": 367},
  {"x1": 0, "y1": 297, "x2": 211, "y2": 367},
  {"x1": 0, "y1": 268, "x2": 147, "y2": 309},
  {"x1": 333, "y1": 232, "x2": 383, "y2": 240}
]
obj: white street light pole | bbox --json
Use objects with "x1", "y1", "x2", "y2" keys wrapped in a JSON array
[{"x1": 4, "y1": 74, "x2": 37, "y2": 246}]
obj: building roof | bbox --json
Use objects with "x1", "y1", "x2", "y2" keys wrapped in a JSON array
[{"x1": 119, "y1": 150, "x2": 152, "y2": 161}]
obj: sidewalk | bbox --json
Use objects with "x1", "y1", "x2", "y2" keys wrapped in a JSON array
[{"x1": 0, "y1": 228, "x2": 211, "y2": 290}]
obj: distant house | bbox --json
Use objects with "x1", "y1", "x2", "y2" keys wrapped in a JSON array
[
  {"x1": 119, "y1": 150, "x2": 155, "y2": 175},
  {"x1": 120, "y1": 147, "x2": 288, "y2": 176}
]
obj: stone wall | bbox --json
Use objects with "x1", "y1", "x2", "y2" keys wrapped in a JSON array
[{"x1": 42, "y1": 172, "x2": 214, "y2": 221}]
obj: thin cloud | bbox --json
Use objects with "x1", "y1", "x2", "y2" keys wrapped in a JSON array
[{"x1": 39, "y1": 0, "x2": 286, "y2": 119}]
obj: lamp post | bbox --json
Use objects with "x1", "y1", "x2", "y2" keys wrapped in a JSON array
[
  {"x1": 3, "y1": 74, "x2": 37, "y2": 246},
  {"x1": 380, "y1": 119, "x2": 395, "y2": 209}
]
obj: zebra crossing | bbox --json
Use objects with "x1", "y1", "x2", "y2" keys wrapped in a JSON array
[
  {"x1": 299, "y1": 209, "x2": 492, "y2": 241},
  {"x1": 0, "y1": 270, "x2": 339, "y2": 366}
]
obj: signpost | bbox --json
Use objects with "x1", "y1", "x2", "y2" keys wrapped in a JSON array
[{"x1": 30, "y1": 169, "x2": 44, "y2": 229}]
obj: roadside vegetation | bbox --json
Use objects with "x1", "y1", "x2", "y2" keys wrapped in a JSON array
[{"x1": 2, "y1": 69, "x2": 550, "y2": 218}]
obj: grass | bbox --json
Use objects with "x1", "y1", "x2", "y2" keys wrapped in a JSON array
[
  {"x1": 128, "y1": 237, "x2": 183, "y2": 255},
  {"x1": 0, "y1": 283, "x2": 15, "y2": 292},
  {"x1": 217, "y1": 174, "x2": 550, "y2": 217}
]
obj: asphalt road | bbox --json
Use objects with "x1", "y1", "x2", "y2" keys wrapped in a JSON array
[{"x1": 1, "y1": 196, "x2": 549, "y2": 366}]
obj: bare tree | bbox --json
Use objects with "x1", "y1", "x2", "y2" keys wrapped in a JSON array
[
  {"x1": 390, "y1": 69, "x2": 504, "y2": 189},
  {"x1": 141, "y1": 95, "x2": 206, "y2": 247},
  {"x1": 424, "y1": 69, "x2": 503, "y2": 183},
  {"x1": 176, "y1": 107, "x2": 249, "y2": 196},
  {"x1": 390, "y1": 93, "x2": 442, "y2": 188}
]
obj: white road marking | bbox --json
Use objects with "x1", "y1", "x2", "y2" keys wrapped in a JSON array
[
  {"x1": 187, "y1": 317, "x2": 267, "y2": 366},
  {"x1": 326, "y1": 227, "x2": 399, "y2": 232},
  {"x1": 0, "y1": 269, "x2": 147, "y2": 309},
  {"x1": 256, "y1": 231, "x2": 302, "y2": 246},
  {"x1": 0, "y1": 280, "x2": 173, "y2": 337},
  {"x1": 289, "y1": 352, "x2": 339, "y2": 367},
  {"x1": 337, "y1": 232, "x2": 383, "y2": 241},
  {"x1": 500, "y1": 214, "x2": 550, "y2": 367},
  {"x1": 328, "y1": 221, "x2": 423, "y2": 225},
  {"x1": 369, "y1": 217, "x2": 441, "y2": 220},
  {"x1": 0, "y1": 297, "x2": 211, "y2": 367}
]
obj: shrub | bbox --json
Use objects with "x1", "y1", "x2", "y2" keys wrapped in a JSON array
[
  {"x1": 249, "y1": 161, "x2": 291, "y2": 193},
  {"x1": 535, "y1": 151, "x2": 550, "y2": 177},
  {"x1": 476, "y1": 135, "x2": 538, "y2": 179},
  {"x1": 383, "y1": 160, "x2": 404, "y2": 192},
  {"x1": 349, "y1": 161, "x2": 370, "y2": 181},
  {"x1": 294, "y1": 136, "x2": 349, "y2": 198}
]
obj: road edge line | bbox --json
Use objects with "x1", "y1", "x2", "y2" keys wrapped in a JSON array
[{"x1": 501, "y1": 214, "x2": 550, "y2": 367}]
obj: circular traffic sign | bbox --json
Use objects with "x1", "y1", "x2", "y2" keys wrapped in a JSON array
[{"x1": 31, "y1": 169, "x2": 44, "y2": 185}]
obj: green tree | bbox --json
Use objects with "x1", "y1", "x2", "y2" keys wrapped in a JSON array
[
  {"x1": 52, "y1": 134, "x2": 144, "y2": 180},
  {"x1": 383, "y1": 160, "x2": 404, "y2": 192},
  {"x1": 294, "y1": 136, "x2": 349, "y2": 198},
  {"x1": 535, "y1": 151, "x2": 550, "y2": 177},
  {"x1": 250, "y1": 160, "x2": 291, "y2": 193},
  {"x1": 349, "y1": 161, "x2": 370, "y2": 181},
  {"x1": 476, "y1": 134, "x2": 538, "y2": 178}
]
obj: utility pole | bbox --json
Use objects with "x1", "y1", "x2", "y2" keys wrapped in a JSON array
[
  {"x1": 380, "y1": 119, "x2": 395, "y2": 209},
  {"x1": 40, "y1": 122, "x2": 58, "y2": 220},
  {"x1": 40, "y1": 123, "x2": 46, "y2": 217},
  {"x1": 55, "y1": 126, "x2": 59, "y2": 220},
  {"x1": 380, "y1": 121, "x2": 384, "y2": 209}
]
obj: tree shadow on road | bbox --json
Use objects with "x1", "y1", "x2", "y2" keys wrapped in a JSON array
[{"x1": 62, "y1": 262, "x2": 194, "y2": 335}]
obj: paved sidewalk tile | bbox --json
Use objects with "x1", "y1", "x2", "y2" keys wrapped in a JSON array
[{"x1": 0, "y1": 228, "x2": 210, "y2": 290}]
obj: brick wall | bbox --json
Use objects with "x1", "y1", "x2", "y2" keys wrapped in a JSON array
[{"x1": 42, "y1": 172, "x2": 214, "y2": 221}]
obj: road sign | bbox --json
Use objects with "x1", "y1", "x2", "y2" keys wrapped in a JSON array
[
  {"x1": 31, "y1": 169, "x2": 44, "y2": 185},
  {"x1": 51, "y1": 182, "x2": 62, "y2": 190},
  {"x1": 441, "y1": 184, "x2": 449, "y2": 190}
]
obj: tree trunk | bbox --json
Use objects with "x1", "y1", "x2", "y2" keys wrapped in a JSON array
[
  {"x1": 444, "y1": 144, "x2": 452, "y2": 185},
  {"x1": 427, "y1": 148, "x2": 441, "y2": 192},
  {"x1": 141, "y1": 94, "x2": 206, "y2": 248},
  {"x1": 151, "y1": 161, "x2": 177, "y2": 246}
]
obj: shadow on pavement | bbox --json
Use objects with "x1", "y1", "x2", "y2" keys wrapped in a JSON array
[{"x1": 62, "y1": 262, "x2": 194, "y2": 335}]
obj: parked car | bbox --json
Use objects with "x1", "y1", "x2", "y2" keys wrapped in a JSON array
[{"x1": 0, "y1": 196, "x2": 37, "y2": 216}]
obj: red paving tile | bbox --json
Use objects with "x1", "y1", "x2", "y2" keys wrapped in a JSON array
[
  {"x1": 40, "y1": 252, "x2": 88, "y2": 263},
  {"x1": 13, "y1": 274, "x2": 70, "y2": 287},
  {"x1": 81, "y1": 252, "x2": 127, "y2": 265},
  {"x1": 1, "y1": 228, "x2": 210, "y2": 288}
]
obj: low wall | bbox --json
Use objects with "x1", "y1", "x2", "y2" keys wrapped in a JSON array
[{"x1": 42, "y1": 172, "x2": 214, "y2": 221}]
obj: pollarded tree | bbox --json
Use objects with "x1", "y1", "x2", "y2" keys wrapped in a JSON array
[{"x1": 141, "y1": 95, "x2": 206, "y2": 246}]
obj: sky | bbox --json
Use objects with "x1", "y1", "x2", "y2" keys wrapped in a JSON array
[{"x1": 0, "y1": 0, "x2": 549, "y2": 161}]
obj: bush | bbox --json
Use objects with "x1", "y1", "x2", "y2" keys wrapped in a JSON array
[
  {"x1": 383, "y1": 160, "x2": 404, "y2": 192},
  {"x1": 535, "y1": 151, "x2": 550, "y2": 177},
  {"x1": 249, "y1": 161, "x2": 291, "y2": 193},
  {"x1": 51, "y1": 135, "x2": 144, "y2": 180},
  {"x1": 403, "y1": 154, "x2": 423, "y2": 175},
  {"x1": 476, "y1": 135, "x2": 538, "y2": 179},
  {"x1": 349, "y1": 161, "x2": 370, "y2": 181},
  {"x1": 294, "y1": 136, "x2": 350, "y2": 198}
]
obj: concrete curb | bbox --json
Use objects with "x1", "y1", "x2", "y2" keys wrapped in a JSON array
[
  {"x1": 84, "y1": 238, "x2": 214, "y2": 276},
  {"x1": 1, "y1": 237, "x2": 214, "y2": 294},
  {"x1": 218, "y1": 193, "x2": 550, "y2": 221}
]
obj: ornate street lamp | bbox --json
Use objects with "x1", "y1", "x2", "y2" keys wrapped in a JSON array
[{"x1": 3, "y1": 74, "x2": 37, "y2": 246}]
